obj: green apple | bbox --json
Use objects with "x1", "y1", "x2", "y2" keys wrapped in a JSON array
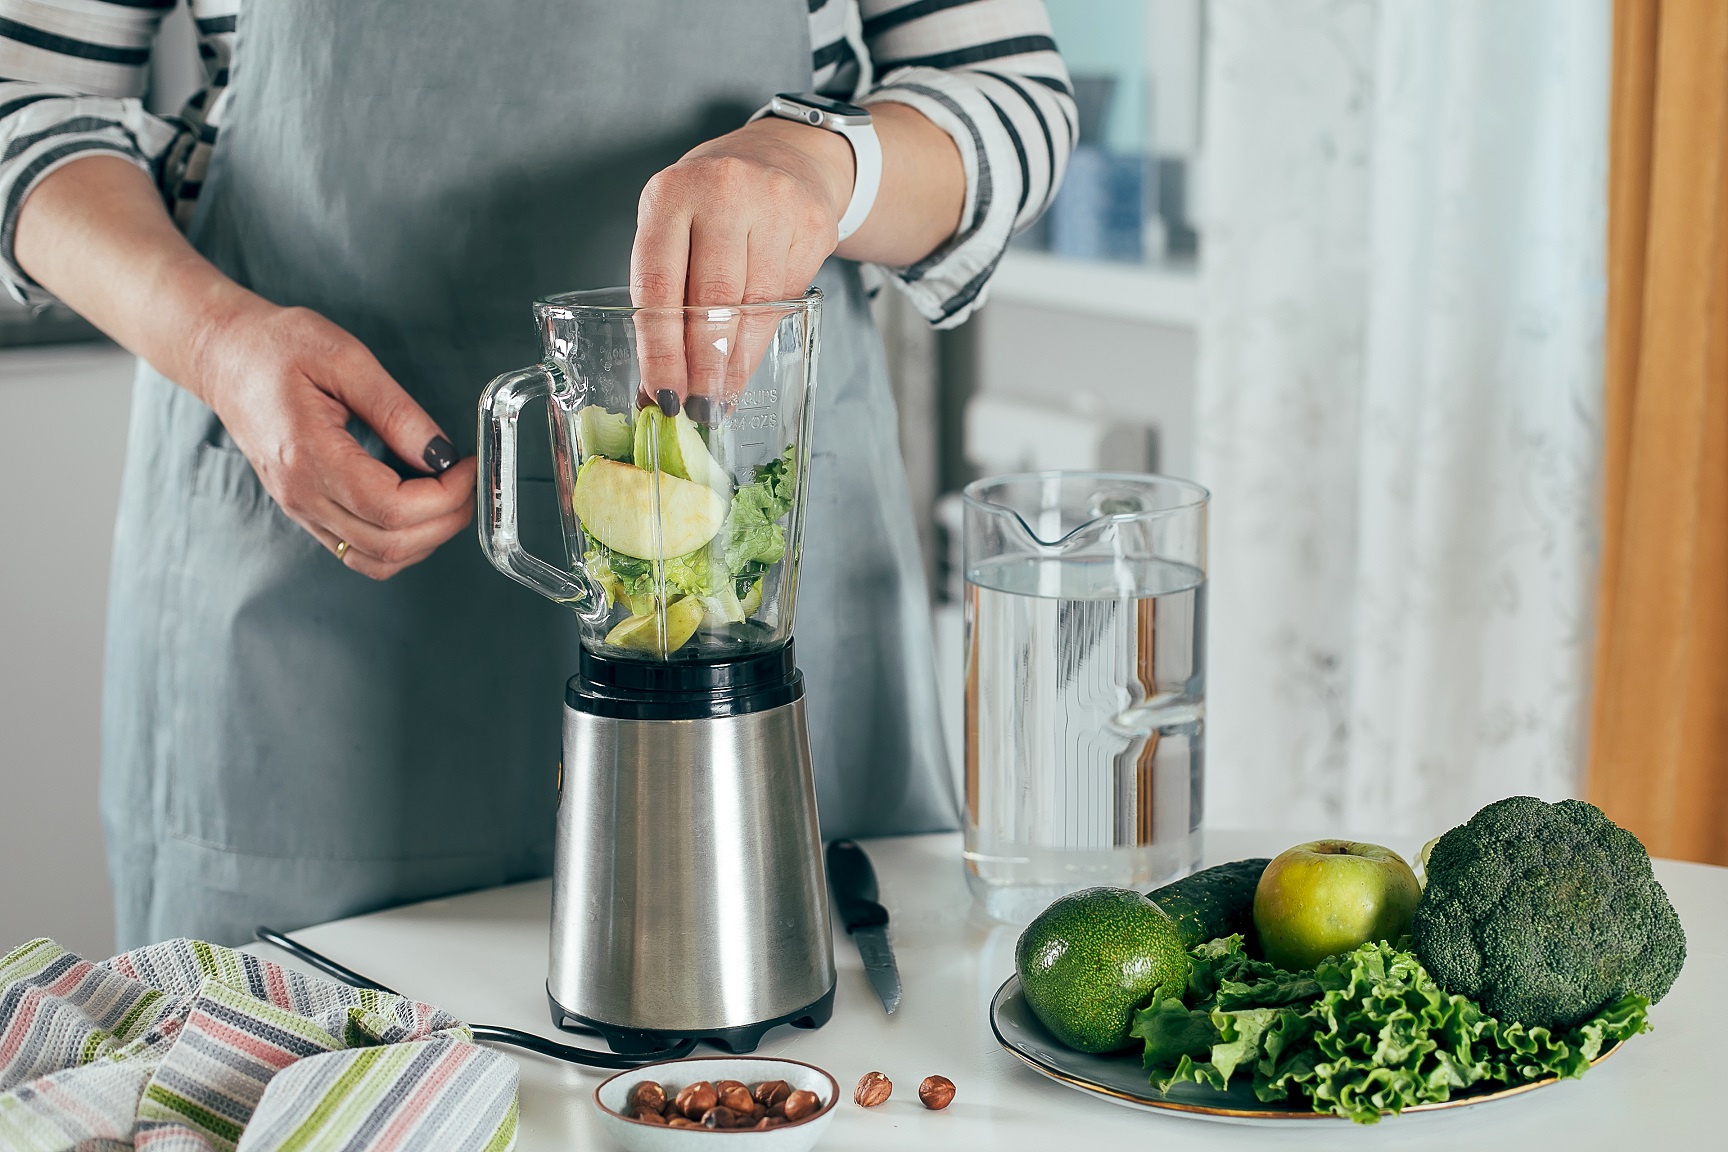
[
  {"x1": 632, "y1": 408, "x2": 731, "y2": 496},
  {"x1": 571, "y1": 457, "x2": 727, "y2": 560},
  {"x1": 1252, "y1": 840, "x2": 1421, "y2": 971}
]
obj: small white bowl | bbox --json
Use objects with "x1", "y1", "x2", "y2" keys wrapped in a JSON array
[{"x1": 594, "y1": 1056, "x2": 839, "y2": 1152}]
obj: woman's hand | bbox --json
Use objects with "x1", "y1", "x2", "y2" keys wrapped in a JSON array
[
  {"x1": 192, "y1": 298, "x2": 477, "y2": 580},
  {"x1": 628, "y1": 103, "x2": 965, "y2": 416},
  {"x1": 629, "y1": 117, "x2": 850, "y2": 416},
  {"x1": 15, "y1": 156, "x2": 473, "y2": 581}
]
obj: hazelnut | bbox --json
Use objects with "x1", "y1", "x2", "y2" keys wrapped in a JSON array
[
  {"x1": 674, "y1": 1081, "x2": 717, "y2": 1119},
  {"x1": 918, "y1": 1075, "x2": 956, "y2": 1110},
  {"x1": 755, "y1": 1115, "x2": 786, "y2": 1129},
  {"x1": 702, "y1": 1106, "x2": 739, "y2": 1129},
  {"x1": 661, "y1": 1096, "x2": 681, "y2": 1118},
  {"x1": 766, "y1": 1100, "x2": 786, "y2": 1119},
  {"x1": 716, "y1": 1084, "x2": 755, "y2": 1114},
  {"x1": 783, "y1": 1088, "x2": 821, "y2": 1121},
  {"x1": 629, "y1": 1081, "x2": 667, "y2": 1114},
  {"x1": 753, "y1": 1079, "x2": 792, "y2": 1108},
  {"x1": 853, "y1": 1071, "x2": 892, "y2": 1108},
  {"x1": 631, "y1": 1108, "x2": 668, "y2": 1125},
  {"x1": 666, "y1": 1116, "x2": 702, "y2": 1129}
]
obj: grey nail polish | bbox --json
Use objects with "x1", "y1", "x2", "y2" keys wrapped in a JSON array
[
  {"x1": 423, "y1": 435, "x2": 456, "y2": 474},
  {"x1": 655, "y1": 389, "x2": 681, "y2": 417},
  {"x1": 685, "y1": 395, "x2": 719, "y2": 426}
]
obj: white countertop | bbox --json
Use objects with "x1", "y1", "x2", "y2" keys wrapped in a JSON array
[{"x1": 250, "y1": 831, "x2": 1726, "y2": 1150}]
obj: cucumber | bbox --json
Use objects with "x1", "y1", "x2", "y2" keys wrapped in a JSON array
[{"x1": 1148, "y1": 858, "x2": 1271, "y2": 950}]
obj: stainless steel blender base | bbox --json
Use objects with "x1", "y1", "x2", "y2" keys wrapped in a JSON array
[{"x1": 548, "y1": 681, "x2": 836, "y2": 1053}]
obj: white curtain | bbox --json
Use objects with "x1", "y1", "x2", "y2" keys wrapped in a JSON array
[{"x1": 1195, "y1": 0, "x2": 1611, "y2": 839}]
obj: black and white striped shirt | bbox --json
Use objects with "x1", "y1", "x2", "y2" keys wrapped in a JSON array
[{"x1": 0, "y1": 0, "x2": 1074, "y2": 327}]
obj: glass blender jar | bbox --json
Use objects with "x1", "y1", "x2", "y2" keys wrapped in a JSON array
[
  {"x1": 480, "y1": 286, "x2": 818, "y2": 660},
  {"x1": 477, "y1": 287, "x2": 834, "y2": 1052}
]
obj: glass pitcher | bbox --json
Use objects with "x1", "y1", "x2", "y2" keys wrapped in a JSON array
[
  {"x1": 478, "y1": 287, "x2": 820, "y2": 661},
  {"x1": 962, "y1": 471, "x2": 1209, "y2": 921}
]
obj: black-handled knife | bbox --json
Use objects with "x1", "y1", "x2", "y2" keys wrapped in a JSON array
[{"x1": 826, "y1": 839, "x2": 901, "y2": 1015}]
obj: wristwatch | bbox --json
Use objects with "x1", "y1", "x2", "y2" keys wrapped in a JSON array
[{"x1": 750, "y1": 93, "x2": 882, "y2": 242}]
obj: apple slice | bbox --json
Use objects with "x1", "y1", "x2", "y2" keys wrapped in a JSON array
[
  {"x1": 633, "y1": 409, "x2": 732, "y2": 496},
  {"x1": 604, "y1": 595, "x2": 706, "y2": 654},
  {"x1": 571, "y1": 457, "x2": 727, "y2": 560},
  {"x1": 739, "y1": 578, "x2": 763, "y2": 618}
]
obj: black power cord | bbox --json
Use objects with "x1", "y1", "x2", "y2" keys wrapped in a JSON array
[{"x1": 254, "y1": 926, "x2": 696, "y2": 1069}]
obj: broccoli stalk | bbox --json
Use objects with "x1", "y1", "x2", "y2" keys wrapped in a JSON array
[{"x1": 1410, "y1": 796, "x2": 1686, "y2": 1029}]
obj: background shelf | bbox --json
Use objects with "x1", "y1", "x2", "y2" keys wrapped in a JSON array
[{"x1": 988, "y1": 249, "x2": 1201, "y2": 327}]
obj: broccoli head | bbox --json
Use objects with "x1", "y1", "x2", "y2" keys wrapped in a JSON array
[{"x1": 1411, "y1": 796, "x2": 1686, "y2": 1029}]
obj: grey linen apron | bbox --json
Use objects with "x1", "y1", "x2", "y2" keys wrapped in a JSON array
[{"x1": 102, "y1": 0, "x2": 957, "y2": 949}]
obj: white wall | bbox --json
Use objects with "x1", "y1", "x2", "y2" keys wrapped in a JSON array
[
  {"x1": 0, "y1": 344, "x2": 134, "y2": 958},
  {"x1": 973, "y1": 299, "x2": 1197, "y2": 477}
]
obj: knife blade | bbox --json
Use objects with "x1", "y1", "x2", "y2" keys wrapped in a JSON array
[{"x1": 826, "y1": 838, "x2": 901, "y2": 1015}]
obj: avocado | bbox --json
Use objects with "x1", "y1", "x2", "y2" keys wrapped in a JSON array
[
  {"x1": 1015, "y1": 887, "x2": 1189, "y2": 1054},
  {"x1": 578, "y1": 405, "x2": 634, "y2": 461},
  {"x1": 633, "y1": 407, "x2": 731, "y2": 495},
  {"x1": 1148, "y1": 858, "x2": 1271, "y2": 950},
  {"x1": 571, "y1": 457, "x2": 727, "y2": 560}
]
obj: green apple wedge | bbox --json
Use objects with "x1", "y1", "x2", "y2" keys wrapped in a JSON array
[
  {"x1": 605, "y1": 594, "x2": 706, "y2": 654},
  {"x1": 577, "y1": 405, "x2": 633, "y2": 461},
  {"x1": 1253, "y1": 840, "x2": 1421, "y2": 971},
  {"x1": 571, "y1": 457, "x2": 727, "y2": 560},
  {"x1": 633, "y1": 408, "x2": 732, "y2": 496}
]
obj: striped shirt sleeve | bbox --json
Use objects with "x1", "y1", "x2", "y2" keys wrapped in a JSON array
[
  {"x1": 816, "y1": 0, "x2": 1077, "y2": 327},
  {"x1": 4, "y1": 0, "x2": 1069, "y2": 328},
  {"x1": 0, "y1": 0, "x2": 234, "y2": 305}
]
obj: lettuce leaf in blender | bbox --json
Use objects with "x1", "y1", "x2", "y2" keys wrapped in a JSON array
[{"x1": 720, "y1": 448, "x2": 796, "y2": 574}]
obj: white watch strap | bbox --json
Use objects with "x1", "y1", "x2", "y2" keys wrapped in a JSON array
[
  {"x1": 833, "y1": 118, "x2": 881, "y2": 243},
  {"x1": 749, "y1": 98, "x2": 882, "y2": 243}
]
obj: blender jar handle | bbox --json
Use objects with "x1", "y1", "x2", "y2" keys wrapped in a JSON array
[{"x1": 477, "y1": 364, "x2": 593, "y2": 609}]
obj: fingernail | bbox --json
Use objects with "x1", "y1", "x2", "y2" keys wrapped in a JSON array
[
  {"x1": 655, "y1": 389, "x2": 681, "y2": 417},
  {"x1": 423, "y1": 435, "x2": 456, "y2": 474},
  {"x1": 685, "y1": 395, "x2": 718, "y2": 426}
]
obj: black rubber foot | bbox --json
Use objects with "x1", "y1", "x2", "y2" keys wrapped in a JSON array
[{"x1": 547, "y1": 982, "x2": 836, "y2": 1055}]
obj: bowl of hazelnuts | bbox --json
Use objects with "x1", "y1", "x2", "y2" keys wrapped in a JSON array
[{"x1": 594, "y1": 1056, "x2": 839, "y2": 1150}]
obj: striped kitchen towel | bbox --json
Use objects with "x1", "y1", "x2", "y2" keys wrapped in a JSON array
[{"x1": 0, "y1": 937, "x2": 517, "y2": 1152}]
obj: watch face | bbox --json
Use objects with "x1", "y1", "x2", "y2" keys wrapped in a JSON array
[{"x1": 772, "y1": 93, "x2": 871, "y2": 127}]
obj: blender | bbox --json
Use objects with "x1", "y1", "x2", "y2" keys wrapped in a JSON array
[{"x1": 477, "y1": 287, "x2": 833, "y2": 1053}]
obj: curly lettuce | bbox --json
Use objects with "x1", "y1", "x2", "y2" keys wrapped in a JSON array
[{"x1": 1132, "y1": 936, "x2": 1650, "y2": 1124}]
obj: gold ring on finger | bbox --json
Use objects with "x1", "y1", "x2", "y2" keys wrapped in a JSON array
[{"x1": 336, "y1": 540, "x2": 350, "y2": 561}]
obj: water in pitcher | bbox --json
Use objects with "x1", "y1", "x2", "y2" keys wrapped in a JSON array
[{"x1": 964, "y1": 552, "x2": 1205, "y2": 922}]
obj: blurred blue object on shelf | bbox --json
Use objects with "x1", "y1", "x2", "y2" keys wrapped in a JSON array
[{"x1": 1049, "y1": 146, "x2": 1154, "y2": 262}]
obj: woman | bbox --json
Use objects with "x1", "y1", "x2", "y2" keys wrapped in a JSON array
[{"x1": 1, "y1": 0, "x2": 1074, "y2": 948}]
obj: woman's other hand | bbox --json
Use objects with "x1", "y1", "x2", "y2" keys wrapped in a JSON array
[
  {"x1": 629, "y1": 103, "x2": 963, "y2": 415},
  {"x1": 15, "y1": 156, "x2": 473, "y2": 580},
  {"x1": 193, "y1": 299, "x2": 476, "y2": 579}
]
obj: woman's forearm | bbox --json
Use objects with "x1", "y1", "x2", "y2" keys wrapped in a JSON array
[
  {"x1": 12, "y1": 155, "x2": 265, "y2": 404},
  {"x1": 839, "y1": 101, "x2": 965, "y2": 266}
]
